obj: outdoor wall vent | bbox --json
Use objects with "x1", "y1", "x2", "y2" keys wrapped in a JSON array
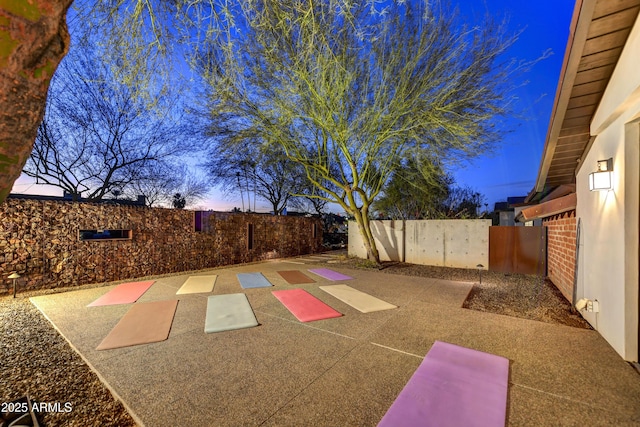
[{"x1": 588, "y1": 158, "x2": 613, "y2": 191}]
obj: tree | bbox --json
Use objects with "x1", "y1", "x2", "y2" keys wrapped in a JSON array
[
  {"x1": 172, "y1": 193, "x2": 187, "y2": 209},
  {"x1": 373, "y1": 156, "x2": 488, "y2": 220},
  {"x1": 0, "y1": 1, "x2": 74, "y2": 202},
  {"x1": 294, "y1": 180, "x2": 331, "y2": 215},
  {"x1": 1, "y1": 0, "x2": 191, "y2": 203},
  {"x1": 441, "y1": 186, "x2": 486, "y2": 219},
  {"x1": 373, "y1": 156, "x2": 452, "y2": 220},
  {"x1": 23, "y1": 46, "x2": 193, "y2": 201},
  {"x1": 126, "y1": 164, "x2": 209, "y2": 207},
  {"x1": 205, "y1": 140, "x2": 305, "y2": 214},
  {"x1": 199, "y1": 0, "x2": 529, "y2": 263}
]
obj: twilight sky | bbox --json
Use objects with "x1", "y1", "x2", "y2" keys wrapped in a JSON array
[
  {"x1": 450, "y1": 0, "x2": 575, "y2": 210},
  {"x1": 11, "y1": 0, "x2": 577, "y2": 213}
]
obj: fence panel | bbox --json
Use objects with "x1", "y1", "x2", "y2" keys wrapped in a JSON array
[{"x1": 488, "y1": 226, "x2": 546, "y2": 275}]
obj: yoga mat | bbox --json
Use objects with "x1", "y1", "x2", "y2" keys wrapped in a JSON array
[
  {"x1": 271, "y1": 289, "x2": 342, "y2": 322},
  {"x1": 277, "y1": 270, "x2": 316, "y2": 284},
  {"x1": 205, "y1": 293, "x2": 259, "y2": 333},
  {"x1": 96, "y1": 300, "x2": 178, "y2": 350},
  {"x1": 237, "y1": 272, "x2": 273, "y2": 289},
  {"x1": 378, "y1": 341, "x2": 509, "y2": 427},
  {"x1": 308, "y1": 268, "x2": 353, "y2": 281},
  {"x1": 88, "y1": 280, "x2": 155, "y2": 307},
  {"x1": 176, "y1": 275, "x2": 217, "y2": 294},
  {"x1": 320, "y1": 285, "x2": 397, "y2": 313}
]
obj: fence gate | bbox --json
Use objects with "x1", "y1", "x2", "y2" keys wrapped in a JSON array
[{"x1": 489, "y1": 226, "x2": 546, "y2": 276}]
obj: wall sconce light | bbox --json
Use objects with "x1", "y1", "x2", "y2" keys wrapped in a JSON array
[{"x1": 588, "y1": 158, "x2": 613, "y2": 191}]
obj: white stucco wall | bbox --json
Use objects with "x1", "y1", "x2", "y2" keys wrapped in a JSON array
[{"x1": 575, "y1": 13, "x2": 640, "y2": 361}]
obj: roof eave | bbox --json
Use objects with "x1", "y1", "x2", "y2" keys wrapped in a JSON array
[{"x1": 534, "y1": 0, "x2": 596, "y2": 192}]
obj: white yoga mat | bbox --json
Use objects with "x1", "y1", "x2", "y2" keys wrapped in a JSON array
[
  {"x1": 319, "y1": 285, "x2": 397, "y2": 313},
  {"x1": 205, "y1": 293, "x2": 259, "y2": 333},
  {"x1": 176, "y1": 275, "x2": 217, "y2": 295}
]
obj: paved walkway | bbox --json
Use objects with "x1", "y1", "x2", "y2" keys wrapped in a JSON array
[{"x1": 31, "y1": 258, "x2": 640, "y2": 426}]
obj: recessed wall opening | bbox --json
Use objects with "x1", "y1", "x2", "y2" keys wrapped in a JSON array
[
  {"x1": 194, "y1": 211, "x2": 203, "y2": 232},
  {"x1": 247, "y1": 223, "x2": 254, "y2": 250},
  {"x1": 312, "y1": 223, "x2": 317, "y2": 239},
  {"x1": 79, "y1": 229, "x2": 132, "y2": 241}
]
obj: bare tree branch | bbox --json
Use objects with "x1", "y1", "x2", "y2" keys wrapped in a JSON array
[{"x1": 23, "y1": 46, "x2": 196, "y2": 201}]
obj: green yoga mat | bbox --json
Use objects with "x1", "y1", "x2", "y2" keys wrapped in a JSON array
[{"x1": 205, "y1": 293, "x2": 259, "y2": 333}]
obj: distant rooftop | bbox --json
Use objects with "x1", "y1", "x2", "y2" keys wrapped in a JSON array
[{"x1": 8, "y1": 192, "x2": 147, "y2": 206}]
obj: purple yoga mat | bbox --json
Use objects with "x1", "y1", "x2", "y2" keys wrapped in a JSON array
[
  {"x1": 378, "y1": 341, "x2": 509, "y2": 427},
  {"x1": 307, "y1": 268, "x2": 353, "y2": 281}
]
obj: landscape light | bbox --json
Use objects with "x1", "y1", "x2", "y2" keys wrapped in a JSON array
[
  {"x1": 8, "y1": 272, "x2": 20, "y2": 298},
  {"x1": 476, "y1": 264, "x2": 484, "y2": 284}
]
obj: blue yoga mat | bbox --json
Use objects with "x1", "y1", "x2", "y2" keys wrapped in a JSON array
[
  {"x1": 237, "y1": 273, "x2": 273, "y2": 289},
  {"x1": 205, "y1": 293, "x2": 259, "y2": 333}
]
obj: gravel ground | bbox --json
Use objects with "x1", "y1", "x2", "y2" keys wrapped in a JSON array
[
  {"x1": 330, "y1": 257, "x2": 592, "y2": 329},
  {"x1": 0, "y1": 256, "x2": 590, "y2": 426},
  {"x1": 0, "y1": 296, "x2": 136, "y2": 427}
]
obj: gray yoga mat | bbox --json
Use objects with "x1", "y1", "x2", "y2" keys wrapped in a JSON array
[{"x1": 205, "y1": 293, "x2": 259, "y2": 333}]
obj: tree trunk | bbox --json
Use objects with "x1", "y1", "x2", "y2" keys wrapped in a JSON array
[
  {"x1": 0, "y1": 1, "x2": 73, "y2": 203},
  {"x1": 352, "y1": 209, "x2": 380, "y2": 264}
]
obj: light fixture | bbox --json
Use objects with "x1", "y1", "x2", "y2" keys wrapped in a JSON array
[
  {"x1": 8, "y1": 272, "x2": 20, "y2": 298},
  {"x1": 476, "y1": 264, "x2": 484, "y2": 284},
  {"x1": 588, "y1": 158, "x2": 613, "y2": 191}
]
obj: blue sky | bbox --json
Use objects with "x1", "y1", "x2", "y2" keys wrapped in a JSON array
[
  {"x1": 450, "y1": 0, "x2": 575, "y2": 210},
  {"x1": 12, "y1": 0, "x2": 577, "y2": 213}
]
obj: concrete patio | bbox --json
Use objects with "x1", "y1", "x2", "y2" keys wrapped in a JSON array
[{"x1": 30, "y1": 255, "x2": 640, "y2": 426}]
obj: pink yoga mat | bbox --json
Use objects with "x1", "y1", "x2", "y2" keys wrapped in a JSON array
[
  {"x1": 87, "y1": 280, "x2": 155, "y2": 307},
  {"x1": 378, "y1": 341, "x2": 509, "y2": 427},
  {"x1": 272, "y1": 289, "x2": 342, "y2": 322}
]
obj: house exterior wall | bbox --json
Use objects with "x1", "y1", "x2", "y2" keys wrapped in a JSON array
[
  {"x1": 575, "y1": 13, "x2": 640, "y2": 361},
  {"x1": 348, "y1": 219, "x2": 490, "y2": 269},
  {"x1": 499, "y1": 211, "x2": 515, "y2": 226},
  {"x1": 543, "y1": 210, "x2": 576, "y2": 302},
  {"x1": 0, "y1": 199, "x2": 323, "y2": 295}
]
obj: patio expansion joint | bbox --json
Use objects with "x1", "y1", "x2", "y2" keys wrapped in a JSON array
[
  {"x1": 254, "y1": 310, "x2": 357, "y2": 340},
  {"x1": 369, "y1": 342, "x2": 425, "y2": 359},
  {"x1": 257, "y1": 341, "x2": 366, "y2": 426},
  {"x1": 510, "y1": 382, "x2": 632, "y2": 417}
]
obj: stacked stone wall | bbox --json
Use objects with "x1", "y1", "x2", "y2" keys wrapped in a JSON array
[{"x1": 0, "y1": 199, "x2": 322, "y2": 294}]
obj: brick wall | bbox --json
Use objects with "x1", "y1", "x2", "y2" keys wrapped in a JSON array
[
  {"x1": 0, "y1": 199, "x2": 323, "y2": 294},
  {"x1": 543, "y1": 210, "x2": 576, "y2": 302}
]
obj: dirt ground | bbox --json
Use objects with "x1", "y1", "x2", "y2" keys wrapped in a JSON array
[
  {"x1": 331, "y1": 257, "x2": 592, "y2": 329},
  {"x1": 0, "y1": 296, "x2": 137, "y2": 427}
]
